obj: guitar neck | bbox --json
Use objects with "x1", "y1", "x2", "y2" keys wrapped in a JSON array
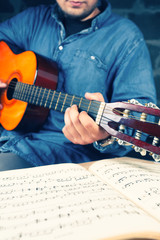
[{"x1": 13, "y1": 82, "x2": 102, "y2": 122}]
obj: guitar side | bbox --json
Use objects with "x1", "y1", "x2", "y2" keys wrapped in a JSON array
[{"x1": 17, "y1": 54, "x2": 58, "y2": 132}]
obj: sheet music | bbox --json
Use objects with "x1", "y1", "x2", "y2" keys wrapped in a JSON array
[
  {"x1": 89, "y1": 158, "x2": 160, "y2": 222},
  {"x1": 1, "y1": 163, "x2": 160, "y2": 240}
]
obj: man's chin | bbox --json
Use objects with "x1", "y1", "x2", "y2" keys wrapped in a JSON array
[
  {"x1": 64, "y1": 13, "x2": 85, "y2": 20},
  {"x1": 57, "y1": 5, "x2": 90, "y2": 21},
  {"x1": 62, "y1": 10, "x2": 88, "y2": 20}
]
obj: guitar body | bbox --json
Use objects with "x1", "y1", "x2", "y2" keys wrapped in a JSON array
[{"x1": 0, "y1": 41, "x2": 58, "y2": 131}]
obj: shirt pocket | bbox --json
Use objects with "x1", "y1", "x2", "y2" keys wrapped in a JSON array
[{"x1": 60, "y1": 49, "x2": 109, "y2": 97}]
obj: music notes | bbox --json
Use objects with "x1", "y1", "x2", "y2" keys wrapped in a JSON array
[
  {"x1": 0, "y1": 162, "x2": 157, "y2": 240},
  {"x1": 90, "y1": 158, "x2": 160, "y2": 222}
]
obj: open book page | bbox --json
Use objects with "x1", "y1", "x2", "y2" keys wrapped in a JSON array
[
  {"x1": 1, "y1": 162, "x2": 160, "y2": 240},
  {"x1": 88, "y1": 157, "x2": 160, "y2": 223}
]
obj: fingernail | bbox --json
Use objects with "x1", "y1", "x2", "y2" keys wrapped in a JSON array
[{"x1": 0, "y1": 82, "x2": 7, "y2": 87}]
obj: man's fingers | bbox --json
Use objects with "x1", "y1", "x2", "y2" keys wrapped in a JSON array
[
  {"x1": 63, "y1": 106, "x2": 82, "y2": 143},
  {"x1": 0, "y1": 81, "x2": 7, "y2": 88},
  {"x1": 62, "y1": 93, "x2": 110, "y2": 145}
]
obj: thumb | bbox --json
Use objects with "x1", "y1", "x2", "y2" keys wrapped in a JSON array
[{"x1": 85, "y1": 92, "x2": 104, "y2": 102}]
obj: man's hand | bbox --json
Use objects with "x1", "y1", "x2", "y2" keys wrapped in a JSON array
[
  {"x1": 0, "y1": 80, "x2": 7, "y2": 110},
  {"x1": 62, "y1": 92, "x2": 110, "y2": 145}
]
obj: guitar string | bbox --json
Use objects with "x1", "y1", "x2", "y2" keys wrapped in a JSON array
[
  {"x1": 1, "y1": 87, "x2": 149, "y2": 125},
  {"x1": 0, "y1": 85, "x2": 154, "y2": 140},
  {"x1": 1, "y1": 85, "x2": 160, "y2": 141},
  {"x1": 2, "y1": 83, "x2": 160, "y2": 128},
  {"x1": 1, "y1": 83, "x2": 121, "y2": 114},
  {"x1": 2, "y1": 83, "x2": 160, "y2": 126},
  {"x1": 4, "y1": 81, "x2": 154, "y2": 116},
  {"x1": 2, "y1": 84, "x2": 160, "y2": 151},
  {"x1": 2, "y1": 82, "x2": 150, "y2": 117},
  {"x1": 4, "y1": 83, "x2": 102, "y2": 113},
  {"x1": 3, "y1": 82, "x2": 160, "y2": 123},
  {"x1": 0, "y1": 86, "x2": 154, "y2": 140}
]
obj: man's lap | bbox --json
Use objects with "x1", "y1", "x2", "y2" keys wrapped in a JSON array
[{"x1": 0, "y1": 152, "x2": 34, "y2": 171}]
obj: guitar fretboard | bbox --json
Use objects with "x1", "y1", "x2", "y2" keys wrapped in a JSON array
[{"x1": 13, "y1": 82, "x2": 102, "y2": 121}]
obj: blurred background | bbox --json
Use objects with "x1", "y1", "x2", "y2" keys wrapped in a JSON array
[{"x1": 0, "y1": 0, "x2": 160, "y2": 107}]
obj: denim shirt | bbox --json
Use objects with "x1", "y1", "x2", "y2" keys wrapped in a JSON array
[{"x1": 0, "y1": 1, "x2": 157, "y2": 165}]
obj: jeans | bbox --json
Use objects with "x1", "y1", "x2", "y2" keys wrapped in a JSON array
[{"x1": 0, "y1": 153, "x2": 33, "y2": 171}]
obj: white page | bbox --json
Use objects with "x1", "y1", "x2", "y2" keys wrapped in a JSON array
[
  {"x1": 0, "y1": 163, "x2": 160, "y2": 240},
  {"x1": 89, "y1": 157, "x2": 160, "y2": 222}
]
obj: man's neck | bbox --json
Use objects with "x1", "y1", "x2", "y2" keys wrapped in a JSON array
[{"x1": 63, "y1": 17, "x2": 92, "y2": 38}]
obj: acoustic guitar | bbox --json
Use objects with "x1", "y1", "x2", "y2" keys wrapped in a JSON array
[{"x1": 0, "y1": 41, "x2": 160, "y2": 161}]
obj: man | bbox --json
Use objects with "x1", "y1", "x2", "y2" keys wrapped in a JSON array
[{"x1": 0, "y1": 0, "x2": 157, "y2": 170}]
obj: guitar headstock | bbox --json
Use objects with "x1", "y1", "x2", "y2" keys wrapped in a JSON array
[{"x1": 99, "y1": 99, "x2": 160, "y2": 162}]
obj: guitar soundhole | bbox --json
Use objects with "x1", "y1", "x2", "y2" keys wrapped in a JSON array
[{"x1": 7, "y1": 78, "x2": 18, "y2": 100}]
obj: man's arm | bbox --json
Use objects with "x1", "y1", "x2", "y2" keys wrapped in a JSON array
[{"x1": 0, "y1": 80, "x2": 7, "y2": 111}]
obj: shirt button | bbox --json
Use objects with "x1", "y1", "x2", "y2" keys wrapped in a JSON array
[
  {"x1": 91, "y1": 56, "x2": 95, "y2": 60},
  {"x1": 59, "y1": 45, "x2": 63, "y2": 50}
]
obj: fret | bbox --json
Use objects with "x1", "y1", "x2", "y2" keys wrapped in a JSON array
[
  {"x1": 78, "y1": 98, "x2": 89, "y2": 112},
  {"x1": 89, "y1": 101, "x2": 101, "y2": 121},
  {"x1": 55, "y1": 92, "x2": 61, "y2": 110},
  {"x1": 44, "y1": 89, "x2": 51, "y2": 108},
  {"x1": 25, "y1": 84, "x2": 32, "y2": 103},
  {"x1": 95, "y1": 102, "x2": 105, "y2": 125},
  {"x1": 78, "y1": 97, "x2": 83, "y2": 109},
  {"x1": 22, "y1": 83, "x2": 26, "y2": 101},
  {"x1": 70, "y1": 96, "x2": 75, "y2": 107},
  {"x1": 28, "y1": 85, "x2": 36, "y2": 104},
  {"x1": 49, "y1": 91, "x2": 56, "y2": 109},
  {"x1": 36, "y1": 87, "x2": 43, "y2": 106},
  {"x1": 18, "y1": 83, "x2": 25, "y2": 101},
  {"x1": 14, "y1": 82, "x2": 21, "y2": 100},
  {"x1": 31, "y1": 86, "x2": 39, "y2": 105},
  {"x1": 20, "y1": 83, "x2": 27, "y2": 101},
  {"x1": 61, "y1": 94, "x2": 68, "y2": 112},
  {"x1": 40, "y1": 88, "x2": 46, "y2": 106},
  {"x1": 87, "y1": 101, "x2": 92, "y2": 113}
]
